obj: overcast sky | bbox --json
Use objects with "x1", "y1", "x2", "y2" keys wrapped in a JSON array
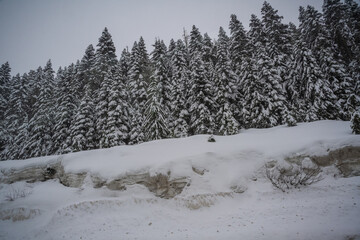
[{"x1": 0, "y1": 0, "x2": 326, "y2": 75}]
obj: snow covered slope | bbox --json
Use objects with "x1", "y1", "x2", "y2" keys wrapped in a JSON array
[{"x1": 0, "y1": 120, "x2": 359, "y2": 240}]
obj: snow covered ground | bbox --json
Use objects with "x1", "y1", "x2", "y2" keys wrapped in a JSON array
[{"x1": 0, "y1": 120, "x2": 360, "y2": 240}]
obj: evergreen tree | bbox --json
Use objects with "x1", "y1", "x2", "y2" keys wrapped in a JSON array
[
  {"x1": 106, "y1": 68, "x2": 130, "y2": 147},
  {"x1": 93, "y1": 27, "x2": 118, "y2": 91},
  {"x1": 229, "y1": 14, "x2": 248, "y2": 78},
  {"x1": 95, "y1": 70, "x2": 111, "y2": 148},
  {"x1": 214, "y1": 27, "x2": 239, "y2": 135},
  {"x1": 0, "y1": 62, "x2": 11, "y2": 122},
  {"x1": 0, "y1": 62, "x2": 11, "y2": 153},
  {"x1": 171, "y1": 39, "x2": 190, "y2": 137},
  {"x1": 144, "y1": 75, "x2": 169, "y2": 141},
  {"x1": 351, "y1": 111, "x2": 360, "y2": 134},
  {"x1": 70, "y1": 86, "x2": 96, "y2": 152},
  {"x1": 300, "y1": 6, "x2": 343, "y2": 120},
  {"x1": 27, "y1": 69, "x2": 41, "y2": 120},
  {"x1": 151, "y1": 39, "x2": 173, "y2": 126},
  {"x1": 53, "y1": 66, "x2": 77, "y2": 154},
  {"x1": 2, "y1": 74, "x2": 29, "y2": 159},
  {"x1": 188, "y1": 25, "x2": 215, "y2": 134},
  {"x1": 25, "y1": 61, "x2": 56, "y2": 157},
  {"x1": 78, "y1": 44, "x2": 96, "y2": 95},
  {"x1": 323, "y1": 0, "x2": 356, "y2": 64},
  {"x1": 128, "y1": 38, "x2": 150, "y2": 144},
  {"x1": 119, "y1": 48, "x2": 131, "y2": 82}
]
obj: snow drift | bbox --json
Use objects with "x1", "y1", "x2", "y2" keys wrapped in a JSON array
[{"x1": 0, "y1": 120, "x2": 359, "y2": 240}]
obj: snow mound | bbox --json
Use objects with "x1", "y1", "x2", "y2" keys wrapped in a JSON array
[{"x1": 0, "y1": 121, "x2": 360, "y2": 240}]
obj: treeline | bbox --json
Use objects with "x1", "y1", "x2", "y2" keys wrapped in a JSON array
[{"x1": 0, "y1": 0, "x2": 359, "y2": 160}]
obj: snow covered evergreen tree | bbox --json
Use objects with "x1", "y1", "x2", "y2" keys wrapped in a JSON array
[
  {"x1": 128, "y1": 37, "x2": 150, "y2": 144},
  {"x1": 0, "y1": 62, "x2": 11, "y2": 154},
  {"x1": 53, "y1": 66, "x2": 77, "y2": 154},
  {"x1": 25, "y1": 61, "x2": 56, "y2": 157},
  {"x1": 150, "y1": 39, "x2": 173, "y2": 129},
  {"x1": 351, "y1": 111, "x2": 360, "y2": 134},
  {"x1": 242, "y1": 14, "x2": 289, "y2": 128},
  {"x1": 0, "y1": 62, "x2": 11, "y2": 122},
  {"x1": 229, "y1": 14, "x2": 248, "y2": 79},
  {"x1": 70, "y1": 86, "x2": 96, "y2": 152},
  {"x1": 105, "y1": 68, "x2": 130, "y2": 147},
  {"x1": 300, "y1": 6, "x2": 343, "y2": 120},
  {"x1": 2, "y1": 73, "x2": 29, "y2": 159},
  {"x1": 188, "y1": 25, "x2": 215, "y2": 134},
  {"x1": 95, "y1": 69, "x2": 111, "y2": 148},
  {"x1": 92, "y1": 28, "x2": 119, "y2": 148},
  {"x1": 93, "y1": 27, "x2": 118, "y2": 91},
  {"x1": 77, "y1": 44, "x2": 96, "y2": 96},
  {"x1": 323, "y1": 0, "x2": 356, "y2": 64},
  {"x1": 143, "y1": 73, "x2": 169, "y2": 141},
  {"x1": 214, "y1": 27, "x2": 239, "y2": 135},
  {"x1": 170, "y1": 39, "x2": 190, "y2": 137}
]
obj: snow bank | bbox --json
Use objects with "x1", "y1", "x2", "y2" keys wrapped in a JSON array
[
  {"x1": 1, "y1": 120, "x2": 360, "y2": 240},
  {"x1": 1, "y1": 120, "x2": 358, "y2": 180}
]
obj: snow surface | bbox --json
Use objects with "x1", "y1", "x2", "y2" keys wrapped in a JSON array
[{"x1": 0, "y1": 120, "x2": 360, "y2": 240}]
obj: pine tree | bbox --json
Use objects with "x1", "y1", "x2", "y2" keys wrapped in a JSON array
[
  {"x1": 92, "y1": 28, "x2": 119, "y2": 148},
  {"x1": 53, "y1": 66, "x2": 77, "y2": 154},
  {"x1": 229, "y1": 14, "x2": 248, "y2": 77},
  {"x1": 93, "y1": 27, "x2": 118, "y2": 91},
  {"x1": 188, "y1": 25, "x2": 215, "y2": 134},
  {"x1": 106, "y1": 68, "x2": 130, "y2": 147},
  {"x1": 70, "y1": 86, "x2": 96, "y2": 152},
  {"x1": 25, "y1": 61, "x2": 56, "y2": 157},
  {"x1": 300, "y1": 6, "x2": 343, "y2": 120},
  {"x1": 0, "y1": 62, "x2": 11, "y2": 154},
  {"x1": 78, "y1": 44, "x2": 96, "y2": 95},
  {"x1": 119, "y1": 48, "x2": 131, "y2": 83},
  {"x1": 27, "y1": 69, "x2": 41, "y2": 120},
  {"x1": 323, "y1": 0, "x2": 356, "y2": 64},
  {"x1": 0, "y1": 62, "x2": 11, "y2": 121},
  {"x1": 1, "y1": 74, "x2": 29, "y2": 159},
  {"x1": 214, "y1": 27, "x2": 239, "y2": 135},
  {"x1": 95, "y1": 70, "x2": 111, "y2": 148},
  {"x1": 144, "y1": 75, "x2": 169, "y2": 141},
  {"x1": 351, "y1": 111, "x2": 360, "y2": 134},
  {"x1": 128, "y1": 38, "x2": 150, "y2": 144},
  {"x1": 171, "y1": 39, "x2": 190, "y2": 137},
  {"x1": 151, "y1": 39, "x2": 173, "y2": 127},
  {"x1": 242, "y1": 14, "x2": 289, "y2": 128}
]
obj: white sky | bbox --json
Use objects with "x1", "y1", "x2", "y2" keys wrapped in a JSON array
[{"x1": 0, "y1": 0, "x2": 326, "y2": 75}]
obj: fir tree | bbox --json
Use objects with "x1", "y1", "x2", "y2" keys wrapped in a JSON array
[
  {"x1": 351, "y1": 111, "x2": 360, "y2": 134},
  {"x1": 128, "y1": 38, "x2": 150, "y2": 144},
  {"x1": 25, "y1": 61, "x2": 56, "y2": 157},
  {"x1": 70, "y1": 86, "x2": 96, "y2": 152},
  {"x1": 93, "y1": 27, "x2": 118, "y2": 91},
  {"x1": 53, "y1": 66, "x2": 77, "y2": 154},
  {"x1": 323, "y1": 0, "x2": 356, "y2": 64},
  {"x1": 78, "y1": 44, "x2": 96, "y2": 95},
  {"x1": 171, "y1": 39, "x2": 190, "y2": 137},
  {"x1": 0, "y1": 62, "x2": 11, "y2": 154},
  {"x1": 95, "y1": 70, "x2": 111, "y2": 148},
  {"x1": 214, "y1": 27, "x2": 239, "y2": 135},
  {"x1": 151, "y1": 39, "x2": 173, "y2": 128},
  {"x1": 301, "y1": 6, "x2": 344, "y2": 120},
  {"x1": 144, "y1": 75, "x2": 169, "y2": 141},
  {"x1": 188, "y1": 25, "x2": 215, "y2": 134},
  {"x1": 106, "y1": 68, "x2": 130, "y2": 147},
  {"x1": 2, "y1": 74, "x2": 29, "y2": 159},
  {"x1": 229, "y1": 14, "x2": 248, "y2": 77},
  {"x1": 0, "y1": 62, "x2": 11, "y2": 122}
]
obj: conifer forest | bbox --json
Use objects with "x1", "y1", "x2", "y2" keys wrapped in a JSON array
[{"x1": 0, "y1": 0, "x2": 359, "y2": 160}]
